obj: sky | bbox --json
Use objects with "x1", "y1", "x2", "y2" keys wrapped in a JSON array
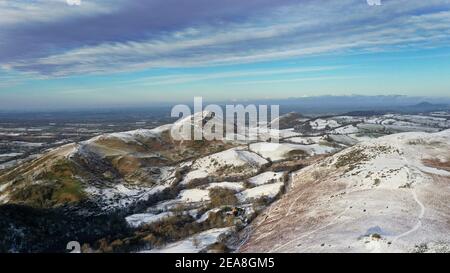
[{"x1": 1, "y1": 0, "x2": 450, "y2": 110}]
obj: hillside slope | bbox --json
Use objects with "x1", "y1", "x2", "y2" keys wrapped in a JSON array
[
  {"x1": 0, "y1": 114, "x2": 235, "y2": 210},
  {"x1": 238, "y1": 130, "x2": 450, "y2": 253},
  {"x1": 1, "y1": 111, "x2": 449, "y2": 253}
]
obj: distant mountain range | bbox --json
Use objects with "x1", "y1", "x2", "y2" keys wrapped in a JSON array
[
  {"x1": 1, "y1": 95, "x2": 449, "y2": 116},
  {"x1": 218, "y1": 95, "x2": 450, "y2": 115}
]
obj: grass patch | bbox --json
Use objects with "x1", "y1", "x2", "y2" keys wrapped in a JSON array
[
  {"x1": 335, "y1": 148, "x2": 369, "y2": 170},
  {"x1": 10, "y1": 160, "x2": 85, "y2": 207}
]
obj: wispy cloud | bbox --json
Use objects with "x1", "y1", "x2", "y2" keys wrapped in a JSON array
[
  {"x1": 1, "y1": 0, "x2": 450, "y2": 77},
  {"x1": 228, "y1": 75, "x2": 365, "y2": 85},
  {"x1": 126, "y1": 66, "x2": 346, "y2": 86},
  {"x1": 0, "y1": 0, "x2": 114, "y2": 25}
]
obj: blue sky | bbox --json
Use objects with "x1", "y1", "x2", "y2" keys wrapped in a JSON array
[{"x1": 1, "y1": 0, "x2": 450, "y2": 110}]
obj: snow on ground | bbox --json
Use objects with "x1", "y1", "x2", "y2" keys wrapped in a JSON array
[
  {"x1": 248, "y1": 172, "x2": 284, "y2": 186},
  {"x1": 142, "y1": 227, "x2": 233, "y2": 253},
  {"x1": 249, "y1": 142, "x2": 335, "y2": 161},
  {"x1": 398, "y1": 114, "x2": 446, "y2": 123},
  {"x1": 278, "y1": 129, "x2": 302, "y2": 139},
  {"x1": 430, "y1": 112, "x2": 450, "y2": 118},
  {"x1": 239, "y1": 129, "x2": 450, "y2": 253},
  {"x1": 252, "y1": 128, "x2": 302, "y2": 141},
  {"x1": 331, "y1": 130, "x2": 450, "y2": 189},
  {"x1": 149, "y1": 124, "x2": 173, "y2": 134},
  {"x1": 83, "y1": 125, "x2": 173, "y2": 146},
  {"x1": 195, "y1": 147, "x2": 268, "y2": 169},
  {"x1": 249, "y1": 143, "x2": 302, "y2": 161},
  {"x1": 380, "y1": 118, "x2": 398, "y2": 125},
  {"x1": 85, "y1": 184, "x2": 169, "y2": 211},
  {"x1": 196, "y1": 208, "x2": 222, "y2": 223},
  {"x1": 356, "y1": 114, "x2": 450, "y2": 132},
  {"x1": 355, "y1": 114, "x2": 450, "y2": 132},
  {"x1": 171, "y1": 111, "x2": 227, "y2": 141},
  {"x1": 179, "y1": 160, "x2": 193, "y2": 169},
  {"x1": 332, "y1": 116, "x2": 366, "y2": 123},
  {"x1": 348, "y1": 133, "x2": 378, "y2": 143},
  {"x1": 10, "y1": 141, "x2": 44, "y2": 147},
  {"x1": 384, "y1": 124, "x2": 440, "y2": 133},
  {"x1": 151, "y1": 166, "x2": 178, "y2": 185},
  {"x1": 107, "y1": 132, "x2": 144, "y2": 144},
  {"x1": 330, "y1": 125, "x2": 359, "y2": 135},
  {"x1": 0, "y1": 182, "x2": 11, "y2": 192},
  {"x1": 151, "y1": 199, "x2": 181, "y2": 213},
  {"x1": 148, "y1": 188, "x2": 210, "y2": 213},
  {"x1": 0, "y1": 161, "x2": 16, "y2": 170},
  {"x1": 152, "y1": 182, "x2": 245, "y2": 213},
  {"x1": 0, "y1": 133, "x2": 23, "y2": 137},
  {"x1": 237, "y1": 182, "x2": 284, "y2": 203},
  {"x1": 285, "y1": 136, "x2": 323, "y2": 145},
  {"x1": 0, "y1": 182, "x2": 11, "y2": 203},
  {"x1": 115, "y1": 126, "x2": 172, "y2": 140},
  {"x1": 204, "y1": 182, "x2": 245, "y2": 192},
  {"x1": 0, "y1": 154, "x2": 41, "y2": 171},
  {"x1": 178, "y1": 189, "x2": 210, "y2": 203},
  {"x1": 182, "y1": 148, "x2": 268, "y2": 185},
  {"x1": 357, "y1": 123, "x2": 384, "y2": 131},
  {"x1": 327, "y1": 134, "x2": 358, "y2": 146},
  {"x1": 181, "y1": 169, "x2": 209, "y2": 185},
  {"x1": 46, "y1": 143, "x2": 77, "y2": 159},
  {"x1": 126, "y1": 212, "x2": 172, "y2": 228},
  {"x1": 302, "y1": 144, "x2": 337, "y2": 155},
  {"x1": 0, "y1": 153, "x2": 23, "y2": 158},
  {"x1": 310, "y1": 119, "x2": 340, "y2": 130},
  {"x1": 365, "y1": 117, "x2": 384, "y2": 124},
  {"x1": 0, "y1": 193, "x2": 8, "y2": 203}
]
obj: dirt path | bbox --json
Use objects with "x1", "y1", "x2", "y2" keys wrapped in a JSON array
[
  {"x1": 392, "y1": 189, "x2": 425, "y2": 244},
  {"x1": 268, "y1": 206, "x2": 350, "y2": 253},
  {"x1": 392, "y1": 156, "x2": 426, "y2": 244},
  {"x1": 285, "y1": 191, "x2": 304, "y2": 216}
]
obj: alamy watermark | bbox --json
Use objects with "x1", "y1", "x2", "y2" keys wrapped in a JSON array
[
  {"x1": 67, "y1": 241, "x2": 81, "y2": 253},
  {"x1": 170, "y1": 97, "x2": 280, "y2": 142}
]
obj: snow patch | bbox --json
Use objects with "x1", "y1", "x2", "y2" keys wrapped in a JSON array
[
  {"x1": 126, "y1": 212, "x2": 172, "y2": 228},
  {"x1": 205, "y1": 182, "x2": 245, "y2": 192},
  {"x1": 178, "y1": 189, "x2": 210, "y2": 203},
  {"x1": 141, "y1": 227, "x2": 232, "y2": 253},
  {"x1": 249, "y1": 142, "x2": 334, "y2": 161},
  {"x1": 237, "y1": 182, "x2": 284, "y2": 203},
  {"x1": 248, "y1": 172, "x2": 284, "y2": 186}
]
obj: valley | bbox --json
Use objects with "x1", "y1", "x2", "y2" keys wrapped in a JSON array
[{"x1": 1, "y1": 109, "x2": 450, "y2": 253}]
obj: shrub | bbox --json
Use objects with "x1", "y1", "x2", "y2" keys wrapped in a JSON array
[
  {"x1": 371, "y1": 233, "x2": 382, "y2": 239},
  {"x1": 206, "y1": 242, "x2": 229, "y2": 253},
  {"x1": 209, "y1": 188, "x2": 238, "y2": 208},
  {"x1": 205, "y1": 211, "x2": 234, "y2": 227},
  {"x1": 335, "y1": 148, "x2": 369, "y2": 170},
  {"x1": 373, "y1": 178, "x2": 381, "y2": 186}
]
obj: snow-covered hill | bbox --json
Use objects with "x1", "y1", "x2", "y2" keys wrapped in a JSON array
[
  {"x1": 1, "y1": 110, "x2": 450, "y2": 253},
  {"x1": 238, "y1": 130, "x2": 450, "y2": 253}
]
